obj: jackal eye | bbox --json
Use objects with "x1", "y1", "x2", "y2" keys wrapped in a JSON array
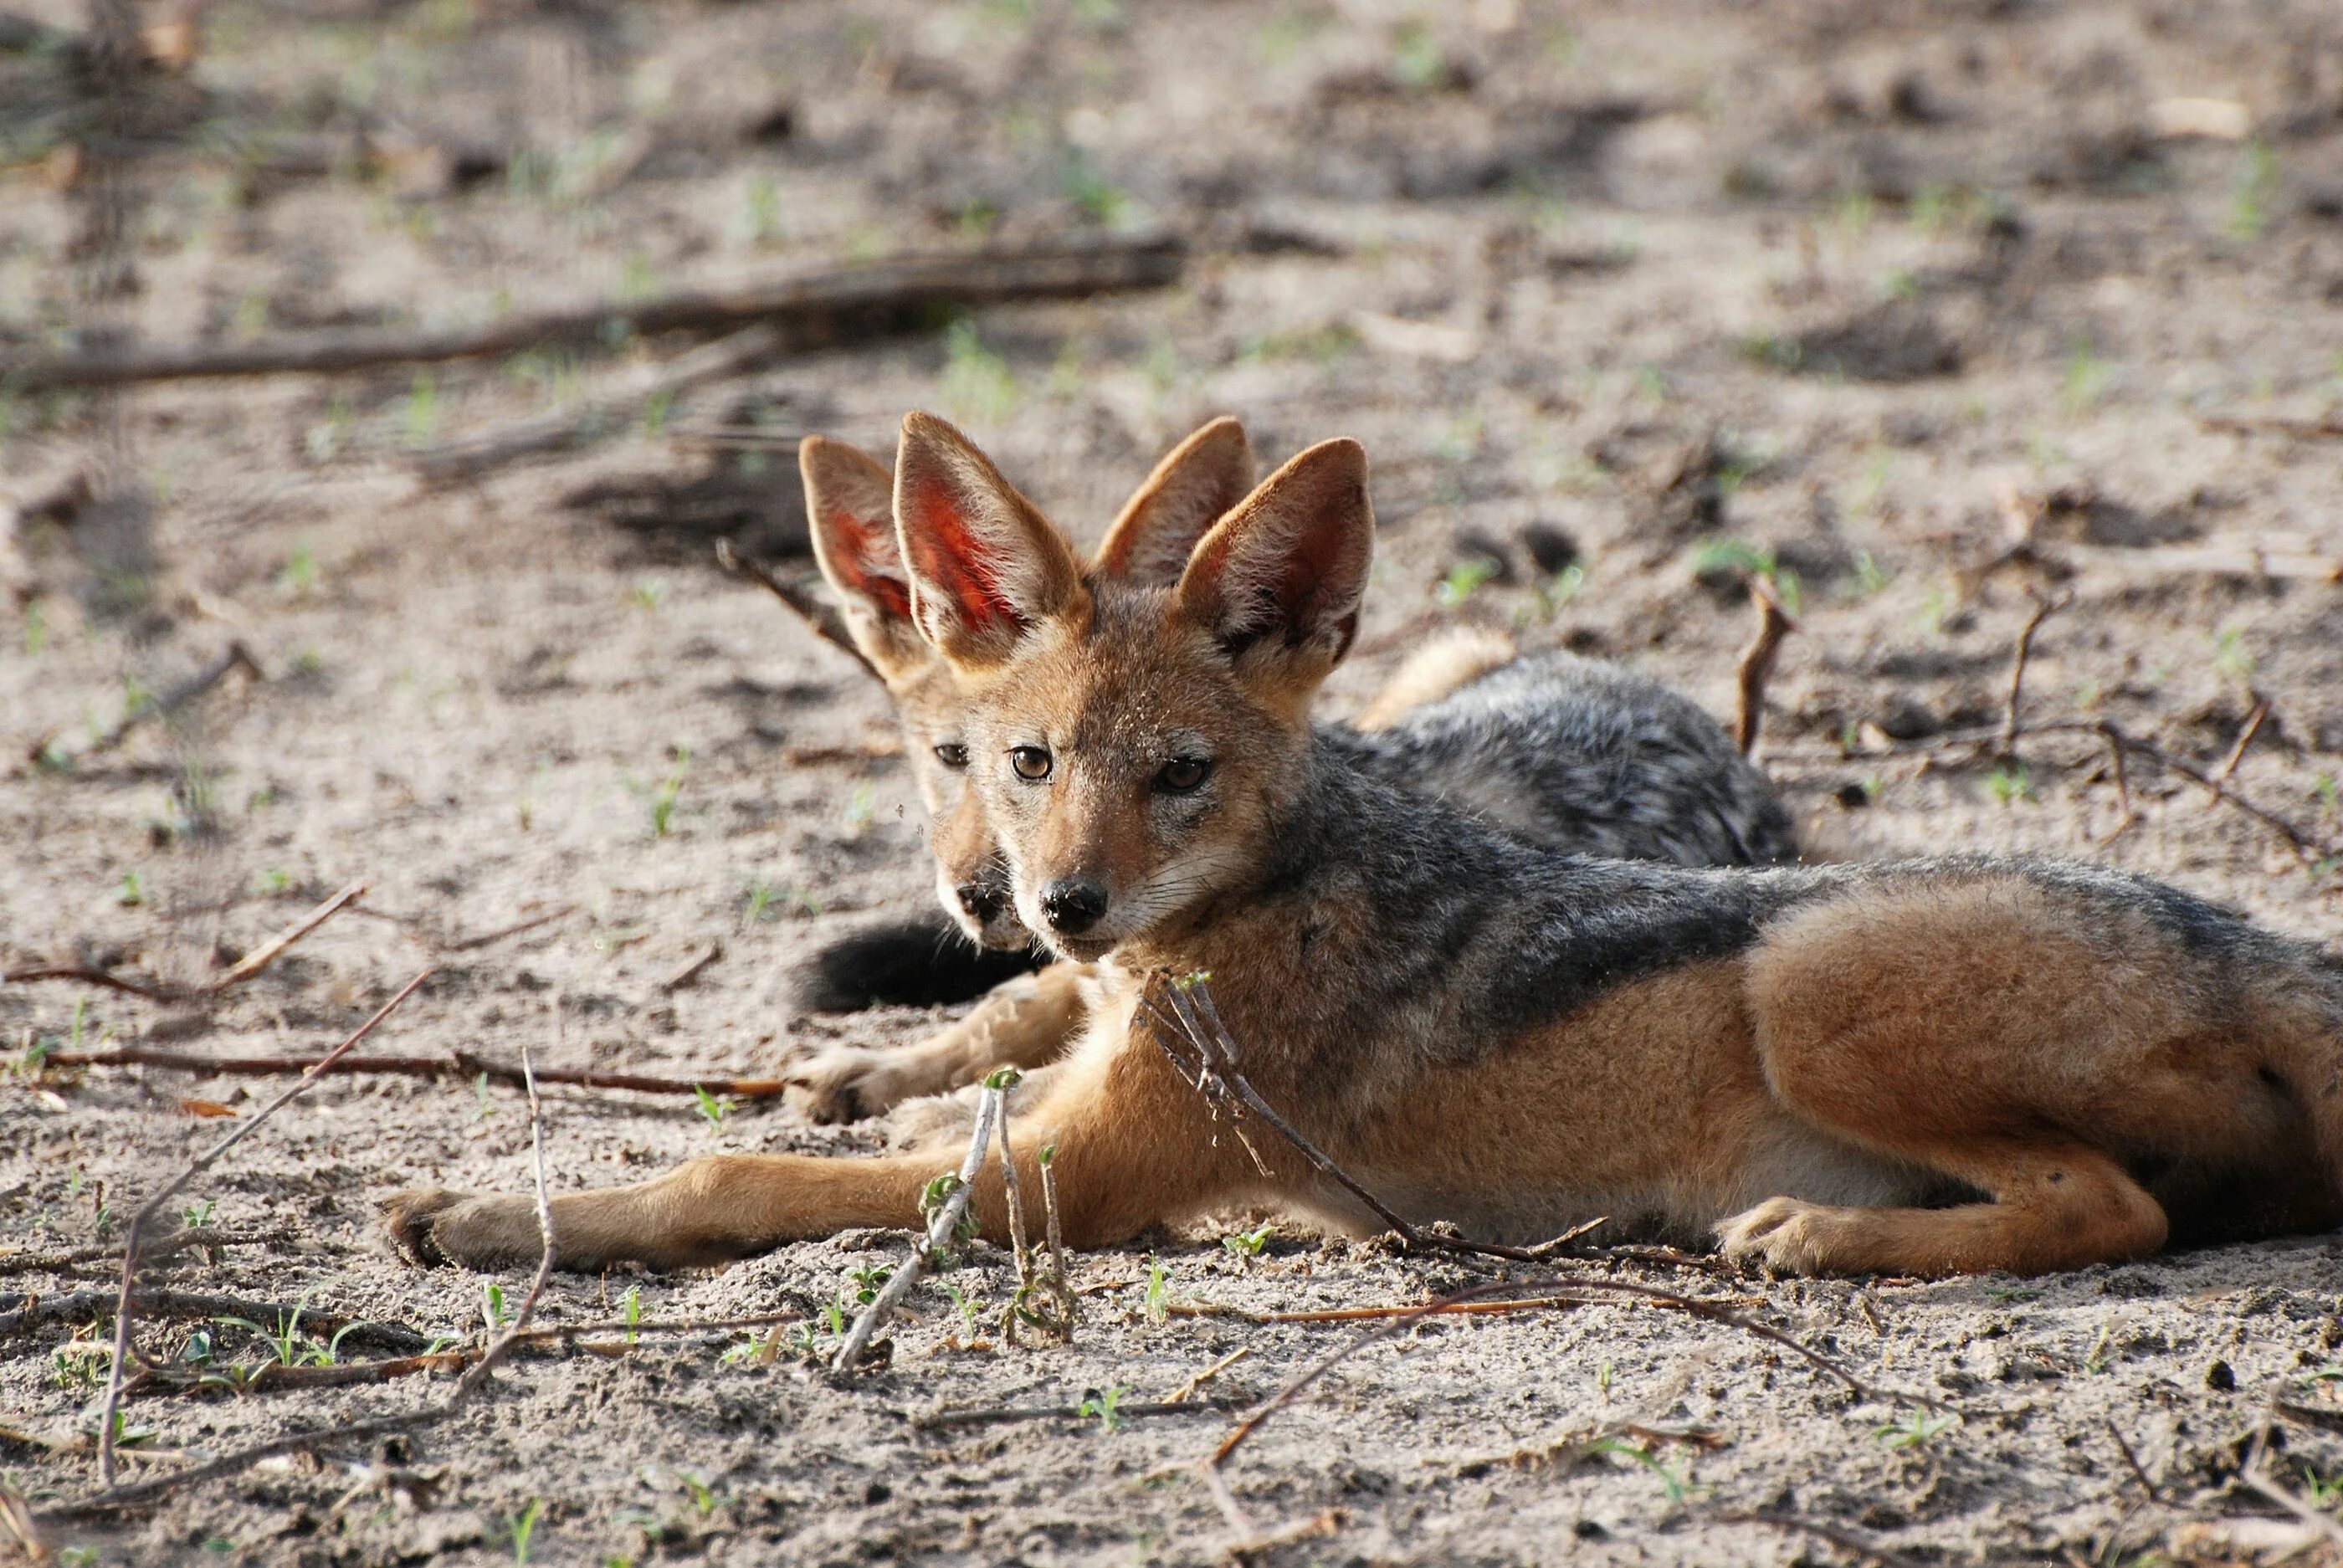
[
  {"x1": 1010, "y1": 746, "x2": 1054, "y2": 781},
  {"x1": 933, "y1": 742, "x2": 969, "y2": 770},
  {"x1": 1156, "y1": 756, "x2": 1212, "y2": 795}
]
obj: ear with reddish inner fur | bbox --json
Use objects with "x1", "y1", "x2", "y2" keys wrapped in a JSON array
[
  {"x1": 1091, "y1": 416, "x2": 1256, "y2": 582},
  {"x1": 801, "y1": 435, "x2": 927, "y2": 680},
  {"x1": 1175, "y1": 438, "x2": 1375, "y2": 694},
  {"x1": 895, "y1": 411, "x2": 1086, "y2": 668}
]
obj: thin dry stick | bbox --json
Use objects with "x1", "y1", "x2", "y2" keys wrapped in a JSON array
[
  {"x1": 6, "y1": 880, "x2": 366, "y2": 1004},
  {"x1": 39, "y1": 1045, "x2": 791, "y2": 1099},
  {"x1": 0, "y1": 1288, "x2": 429, "y2": 1353},
  {"x1": 910, "y1": 1398, "x2": 1243, "y2": 1431},
  {"x1": 1167, "y1": 1346, "x2": 1252, "y2": 1403},
  {"x1": 831, "y1": 1082, "x2": 1002, "y2": 1377},
  {"x1": 28, "y1": 640, "x2": 262, "y2": 766},
  {"x1": 714, "y1": 539, "x2": 878, "y2": 681},
  {"x1": 2105, "y1": 1419, "x2": 2161, "y2": 1503},
  {"x1": 1728, "y1": 1509, "x2": 1926, "y2": 1568},
  {"x1": 2238, "y1": 1412, "x2": 2343, "y2": 1548},
  {"x1": 1734, "y1": 575, "x2": 1798, "y2": 756},
  {"x1": 39, "y1": 988, "x2": 556, "y2": 1525},
  {"x1": 2209, "y1": 698, "x2": 2270, "y2": 789},
  {"x1": 10, "y1": 235, "x2": 1187, "y2": 392},
  {"x1": 90, "y1": 967, "x2": 430, "y2": 1485},
  {"x1": 2095, "y1": 723, "x2": 2137, "y2": 843},
  {"x1": 0, "y1": 1227, "x2": 294, "y2": 1278},
  {"x1": 1141, "y1": 976, "x2": 1602, "y2": 1266},
  {"x1": 1997, "y1": 591, "x2": 2073, "y2": 758}
]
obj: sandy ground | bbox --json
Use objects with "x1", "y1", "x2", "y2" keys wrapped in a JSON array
[{"x1": 8, "y1": 0, "x2": 2343, "y2": 1562}]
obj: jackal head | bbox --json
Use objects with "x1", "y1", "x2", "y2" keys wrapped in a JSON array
[
  {"x1": 890, "y1": 412, "x2": 1373, "y2": 962},
  {"x1": 800, "y1": 418, "x2": 1259, "y2": 950}
]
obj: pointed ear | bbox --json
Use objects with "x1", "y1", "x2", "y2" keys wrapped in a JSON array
[
  {"x1": 800, "y1": 436, "x2": 926, "y2": 681},
  {"x1": 894, "y1": 412, "x2": 1085, "y2": 667},
  {"x1": 1175, "y1": 438, "x2": 1374, "y2": 684},
  {"x1": 1092, "y1": 416, "x2": 1256, "y2": 582}
]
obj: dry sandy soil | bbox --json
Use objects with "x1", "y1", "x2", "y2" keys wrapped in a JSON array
[{"x1": 8, "y1": 0, "x2": 2343, "y2": 1563}]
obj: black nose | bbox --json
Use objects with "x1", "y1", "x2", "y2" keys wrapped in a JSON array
[
  {"x1": 956, "y1": 881, "x2": 1007, "y2": 926},
  {"x1": 1039, "y1": 879, "x2": 1109, "y2": 936}
]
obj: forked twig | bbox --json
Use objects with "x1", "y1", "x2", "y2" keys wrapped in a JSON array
[
  {"x1": 715, "y1": 539, "x2": 878, "y2": 682},
  {"x1": 90, "y1": 967, "x2": 430, "y2": 1485},
  {"x1": 1997, "y1": 590, "x2": 2072, "y2": 759},
  {"x1": 832, "y1": 1079, "x2": 1002, "y2": 1376},
  {"x1": 43, "y1": 987, "x2": 558, "y2": 1525},
  {"x1": 5, "y1": 881, "x2": 367, "y2": 1005},
  {"x1": 1734, "y1": 574, "x2": 1799, "y2": 756}
]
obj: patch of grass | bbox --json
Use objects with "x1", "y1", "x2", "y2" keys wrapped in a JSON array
[
  {"x1": 2212, "y1": 627, "x2": 2256, "y2": 686},
  {"x1": 840, "y1": 784, "x2": 878, "y2": 836},
  {"x1": 1592, "y1": 1438, "x2": 1696, "y2": 1503},
  {"x1": 693, "y1": 1084, "x2": 734, "y2": 1135},
  {"x1": 23, "y1": 600, "x2": 47, "y2": 658},
  {"x1": 1987, "y1": 764, "x2": 2036, "y2": 807},
  {"x1": 629, "y1": 577, "x2": 669, "y2": 612},
  {"x1": 508, "y1": 1497, "x2": 544, "y2": 1563},
  {"x1": 1436, "y1": 556, "x2": 1501, "y2": 608},
  {"x1": 2229, "y1": 140, "x2": 2279, "y2": 241},
  {"x1": 1876, "y1": 1411, "x2": 1958, "y2": 1450},
  {"x1": 1390, "y1": 20, "x2": 1444, "y2": 90},
  {"x1": 481, "y1": 1280, "x2": 515, "y2": 1333},
  {"x1": 402, "y1": 373, "x2": 440, "y2": 447},
  {"x1": 117, "y1": 870, "x2": 146, "y2": 907},
  {"x1": 940, "y1": 319, "x2": 1019, "y2": 425},
  {"x1": 2062, "y1": 337, "x2": 2115, "y2": 412},
  {"x1": 1061, "y1": 151, "x2": 1131, "y2": 228},
  {"x1": 651, "y1": 747, "x2": 690, "y2": 837},
  {"x1": 1143, "y1": 1257, "x2": 1173, "y2": 1325}
]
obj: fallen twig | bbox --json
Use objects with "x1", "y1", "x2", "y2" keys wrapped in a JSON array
[
  {"x1": 1734, "y1": 575, "x2": 1798, "y2": 756},
  {"x1": 5, "y1": 881, "x2": 367, "y2": 1006},
  {"x1": 38, "y1": 989, "x2": 556, "y2": 1524},
  {"x1": 1728, "y1": 1509, "x2": 1926, "y2": 1568},
  {"x1": 2105, "y1": 1418, "x2": 2161, "y2": 1502},
  {"x1": 2208, "y1": 697, "x2": 2269, "y2": 791},
  {"x1": 832, "y1": 1076, "x2": 1002, "y2": 1376},
  {"x1": 1997, "y1": 591, "x2": 2071, "y2": 759},
  {"x1": 1163, "y1": 1293, "x2": 1755, "y2": 1325},
  {"x1": 910, "y1": 1397, "x2": 1244, "y2": 1431},
  {"x1": 10, "y1": 235, "x2": 1185, "y2": 392},
  {"x1": 0, "y1": 1227, "x2": 294, "y2": 1278},
  {"x1": 28, "y1": 640, "x2": 262, "y2": 767},
  {"x1": 1167, "y1": 1346, "x2": 1252, "y2": 1403},
  {"x1": 40, "y1": 1045, "x2": 791, "y2": 1100},
  {"x1": 2194, "y1": 411, "x2": 2343, "y2": 441},
  {"x1": 2238, "y1": 1411, "x2": 2343, "y2": 1550},
  {"x1": 0, "y1": 1288, "x2": 430, "y2": 1354},
  {"x1": 90, "y1": 967, "x2": 430, "y2": 1484},
  {"x1": 715, "y1": 538, "x2": 879, "y2": 681},
  {"x1": 659, "y1": 941, "x2": 724, "y2": 992},
  {"x1": 408, "y1": 325, "x2": 783, "y2": 483}
]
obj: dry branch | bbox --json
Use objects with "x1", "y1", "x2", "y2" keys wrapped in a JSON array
[
  {"x1": 1734, "y1": 575, "x2": 1798, "y2": 755},
  {"x1": 39, "y1": 991, "x2": 557, "y2": 1526},
  {"x1": 40, "y1": 1043, "x2": 792, "y2": 1099},
  {"x1": 832, "y1": 1078, "x2": 1002, "y2": 1376},
  {"x1": 715, "y1": 538, "x2": 878, "y2": 681},
  {"x1": 5, "y1": 880, "x2": 366, "y2": 1006},
  {"x1": 8, "y1": 235, "x2": 1185, "y2": 392},
  {"x1": 27, "y1": 640, "x2": 262, "y2": 768},
  {"x1": 1997, "y1": 591, "x2": 2071, "y2": 758},
  {"x1": 91, "y1": 967, "x2": 430, "y2": 1484},
  {"x1": 408, "y1": 324, "x2": 782, "y2": 482}
]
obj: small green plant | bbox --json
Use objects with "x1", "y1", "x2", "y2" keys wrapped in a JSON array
[
  {"x1": 2315, "y1": 773, "x2": 2339, "y2": 817},
  {"x1": 2212, "y1": 628, "x2": 2257, "y2": 685},
  {"x1": 24, "y1": 600, "x2": 47, "y2": 658},
  {"x1": 840, "y1": 784, "x2": 877, "y2": 835},
  {"x1": 1693, "y1": 538, "x2": 1802, "y2": 615},
  {"x1": 1596, "y1": 1360, "x2": 1613, "y2": 1395},
  {"x1": 403, "y1": 373, "x2": 441, "y2": 447},
  {"x1": 621, "y1": 1285, "x2": 642, "y2": 1346},
  {"x1": 474, "y1": 1071, "x2": 496, "y2": 1122},
  {"x1": 941, "y1": 319, "x2": 1019, "y2": 424},
  {"x1": 1876, "y1": 1411, "x2": 1957, "y2": 1450},
  {"x1": 1062, "y1": 151, "x2": 1131, "y2": 228},
  {"x1": 255, "y1": 867, "x2": 293, "y2": 895},
  {"x1": 1915, "y1": 583, "x2": 1951, "y2": 638},
  {"x1": 182, "y1": 1198, "x2": 217, "y2": 1230},
  {"x1": 1079, "y1": 1384, "x2": 1129, "y2": 1432},
  {"x1": 678, "y1": 1471, "x2": 718, "y2": 1515},
  {"x1": 117, "y1": 870, "x2": 145, "y2": 907},
  {"x1": 509, "y1": 1497, "x2": 544, "y2": 1563},
  {"x1": 2062, "y1": 338, "x2": 2114, "y2": 412},
  {"x1": 1987, "y1": 765, "x2": 2036, "y2": 807},
  {"x1": 693, "y1": 1084, "x2": 733, "y2": 1134},
  {"x1": 1390, "y1": 19, "x2": 1445, "y2": 89},
  {"x1": 276, "y1": 540, "x2": 318, "y2": 598},
  {"x1": 1437, "y1": 556, "x2": 1501, "y2": 608},
  {"x1": 650, "y1": 746, "x2": 690, "y2": 836},
  {"x1": 2083, "y1": 1325, "x2": 2113, "y2": 1375},
  {"x1": 732, "y1": 173, "x2": 783, "y2": 247},
  {"x1": 1143, "y1": 1257, "x2": 1172, "y2": 1325},
  {"x1": 2230, "y1": 140, "x2": 2280, "y2": 240},
  {"x1": 939, "y1": 1278, "x2": 983, "y2": 1336},
  {"x1": 482, "y1": 1280, "x2": 515, "y2": 1333},
  {"x1": 1221, "y1": 1223, "x2": 1274, "y2": 1260},
  {"x1": 630, "y1": 577, "x2": 669, "y2": 612},
  {"x1": 1592, "y1": 1438, "x2": 1695, "y2": 1502}
]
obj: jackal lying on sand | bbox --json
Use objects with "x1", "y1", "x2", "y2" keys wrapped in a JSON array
[
  {"x1": 387, "y1": 417, "x2": 2343, "y2": 1278},
  {"x1": 777, "y1": 418, "x2": 1791, "y2": 1129}
]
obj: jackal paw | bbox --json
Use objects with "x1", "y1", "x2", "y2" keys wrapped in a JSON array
[
  {"x1": 1714, "y1": 1196, "x2": 1869, "y2": 1277},
  {"x1": 884, "y1": 1089, "x2": 979, "y2": 1154},
  {"x1": 780, "y1": 1042, "x2": 920, "y2": 1124},
  {"x1": 382, "y1": 1186, "x2": 546, "y2": 1271}
]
